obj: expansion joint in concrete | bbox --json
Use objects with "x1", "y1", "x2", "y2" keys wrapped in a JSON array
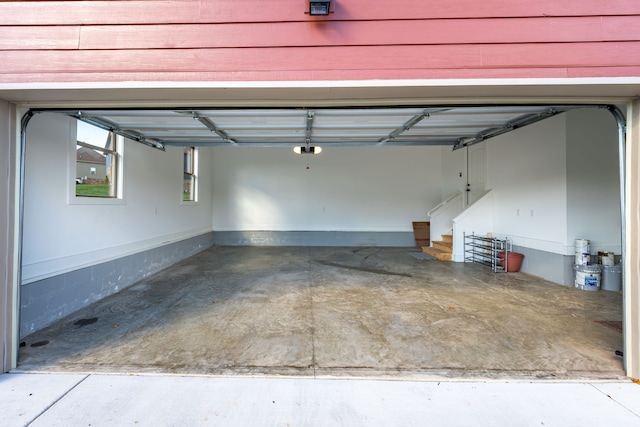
[{"x1": 26, "y1": 374, "x2": 90, "y2": 426}]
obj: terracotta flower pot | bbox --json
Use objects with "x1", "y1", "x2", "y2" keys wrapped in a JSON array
[{"x1": 499, "y1": 252, "x2": 524, "y2": 272}]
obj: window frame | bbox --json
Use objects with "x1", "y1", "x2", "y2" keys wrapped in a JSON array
[
  {"x1": 69, "y1": 123, "x2": 124, "y2": 205},
  {"x1": 181, "y1": 146, "x2": 198, "y2": 204}
]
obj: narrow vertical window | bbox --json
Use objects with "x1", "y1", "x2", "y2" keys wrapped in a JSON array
[
  {"x1": 76, "y1": 122, "x2": 118, "y2": 198},
  {"x1": 183, "y1": 146, "x2": 197, "y2": 202}
]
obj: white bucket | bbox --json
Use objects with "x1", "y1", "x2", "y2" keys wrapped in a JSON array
[
  {"x1": 574, "y1": 264, "x2": 601, "y2": 291},
  {"x1": 602, "y1": 264, "x2": 622, "y2": 292},
  {"x1": 575, "y1": 239, "x2": 590, "y2": 265},
  {"x1": 602, "y1": 253, "x2": 615, "y2": 266}
]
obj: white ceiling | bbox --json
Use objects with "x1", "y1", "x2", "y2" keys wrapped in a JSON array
[{"x1": 54, "y1": 105, "x2": 594, "y2": 151}]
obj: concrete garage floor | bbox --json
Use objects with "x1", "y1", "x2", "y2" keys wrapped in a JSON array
[{"x1": 17, "y1": 247, "x2": 625, "y2": 380}]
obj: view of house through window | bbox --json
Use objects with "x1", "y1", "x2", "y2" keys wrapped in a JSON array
[
  {"x1": 183, "y1": 147, "x2": 197, "y2": 201},
  {"x1": 76, "y1": 121, "x2": 118, "y2": 198}
]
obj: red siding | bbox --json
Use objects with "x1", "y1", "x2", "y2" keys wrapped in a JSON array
[
  {"x1": 2, "y1": 0, "x2": 640, "y2": 25},
  {"x1": 1, "y1": 0, "x2": 639, "y2": 83}
]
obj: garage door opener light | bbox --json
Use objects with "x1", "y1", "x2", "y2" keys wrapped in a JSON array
[{"x1": 293, "y1": 145, "x2": 322, "y2": 154}]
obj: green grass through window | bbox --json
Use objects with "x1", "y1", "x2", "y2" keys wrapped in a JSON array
[{"x1": 76, "y1": 184, "x2": 112, "y2": 197}]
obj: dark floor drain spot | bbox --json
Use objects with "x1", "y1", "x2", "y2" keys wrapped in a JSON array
[
  {"x1": 30, "y1": 340, "x2": 49, "y2": 347},
  {"x1": 74, "y1": 317, "x2": 99, "y2": 327},
  {"x1": 20, "y1": 341, "x2": 26, "y2": 347}
]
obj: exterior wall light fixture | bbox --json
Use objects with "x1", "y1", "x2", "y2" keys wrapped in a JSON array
[{"x1": 309, "y1": 1, "x2": 331, "y2": 16}]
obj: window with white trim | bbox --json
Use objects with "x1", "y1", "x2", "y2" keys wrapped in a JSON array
[{"x1": 75, "y1": 121, "x2": 120, "y2": 198}]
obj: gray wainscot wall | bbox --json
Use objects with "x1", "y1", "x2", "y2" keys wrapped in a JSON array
[
  {"x1": 213, "y1": 231, "x2": 415, "y2": 247},
  {"x1": 20, "y1": 232, "x2": 215, "y2": 337}
]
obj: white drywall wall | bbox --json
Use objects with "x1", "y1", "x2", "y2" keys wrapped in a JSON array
[
  {"x1": 211, "y1": 146, "x2": 442, "y2": 232},
  {"x1": 440, "y1": 146, "x2": 466, "y2": 200},
  {"x1": 485, "y1": 109, "x2": 620, "y2": 255},
  {"x1": 22, "y1": 113, "x2": 214, "y2": 283},
  {"x1": 486, "y1": 114, "x2": 569, "y2": 253},
  {"x1": 452, "y1": 190, "x2": 495, "y2": 262},
  {"x1": 566, "y1": 108, "x2": 622, "y2": 254}
]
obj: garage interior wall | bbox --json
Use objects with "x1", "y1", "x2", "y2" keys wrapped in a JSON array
[
  {"x1": 566, "y1": 109, "x2": 622, "y2": 253},
  {"x1": 19, "y1": 113, "x2": 216, "y2": 336},
  {"x1": 440, "y1": 146, "x2": 466, "y2": 202},
  {"x1": 447, "y1": 108, "x2": 621, "y2": 284},
  {"x1": 211, "y1": 146, "x2": 443, "y2": 246},
  {"x1": 487, "y1": 113, "x2": 568, "y2": 254}
]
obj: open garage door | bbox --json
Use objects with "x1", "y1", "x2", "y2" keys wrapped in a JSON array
[
  {"x1": 15, "y1": 103, "x2": 627, "y2": 379},
  {"x1": 43, "y1": 105, "x2": 592, "y2": 150}
]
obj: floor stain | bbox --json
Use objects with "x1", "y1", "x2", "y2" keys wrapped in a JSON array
[
  {"x1": 316, "y1": 260, "x2": 412, "y2": 278},
  {"x1": 74, "y1": 317, "x2": 99, "y2": 328}
]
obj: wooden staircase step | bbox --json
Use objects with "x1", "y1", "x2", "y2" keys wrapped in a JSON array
[
  {"x1": 432, "y1": 240, "x2": 452, "y2": 252},
  {"x1": 422, "y1": 245, "x2": 452, "y2": 261},
  {"x1": 441, "y1": 234, "x2": 453, "y2": 244}
]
